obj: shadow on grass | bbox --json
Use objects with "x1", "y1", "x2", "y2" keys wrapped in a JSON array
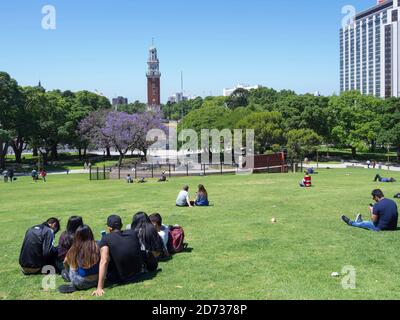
[{"x1": 105, "y1": 269, "x2": 162, "y2": 289}]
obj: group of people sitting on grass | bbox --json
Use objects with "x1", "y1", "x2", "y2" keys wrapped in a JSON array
[
  {"x1": 19, "y1": 212, "x2": 186, "y2": 296},
  {"x1": 176, "y1": 184, "x2": 209, "y2": 207},
  {"x1": 341, "y1": 189, "x2": 399, "y2": 232},
  {"x1": 126, "y1": 172, "x2": 168, "y2": 184}
]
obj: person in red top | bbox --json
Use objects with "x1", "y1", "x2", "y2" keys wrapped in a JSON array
[
  {"x1": 300, "y1": 172, "x2": 312, "y2": 188},
  {"x1": 40, "y1": 169, "x2": 47, "y2": 182}
]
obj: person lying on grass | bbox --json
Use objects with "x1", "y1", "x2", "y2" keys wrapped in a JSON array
[
  {"x1": 341, "y1": 189, "x2": 398, "y2": 232},
  {"x1": 92, "y1": 215, "x2": 146, "y2": 297},
  {"x1": 374, "y1": 174, "x2": 396, "y2": 183}
]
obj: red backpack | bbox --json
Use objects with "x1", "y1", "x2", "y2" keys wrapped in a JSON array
[{"x1": 167, "y1": 225, "x2": 188, "y2": 254}]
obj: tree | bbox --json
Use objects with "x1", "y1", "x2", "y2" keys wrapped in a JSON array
[
  {"x1": 63, "y1": 91, "x2": 111, "y2": 159},
  {"x1": 118, "y1": 101, "x2": 146, "y2": 114},
  {"x1": 79, "y1": 109, "x2": 112, "y2": 154},
  {"x1": 80, "y1": 111, "x2": 165, "y2": 166},
  {"x1": 327, "y1": 91, "x2": 381, "y2": 158},
  {"x1": 378, "y1": 97, "x2": 400, "y2": 161},
  {"x1": 134, "y1": 111, "x2": 166, "y2": 159},
  {"x1": 286, "y1": 129, "x2": 322, "y2": 161},
  {"x1": 226, "y1": 88, "x2": 250, "y2": 109},
  {"x1": 0, "y1": 72, "x2": 22, "y2": 168},
  {"x1": 237, "y1": 111, "x2": 285, "y2": 154},
  {"x1": 28, "y1": 90, "x2": 69, "y2": 164}
]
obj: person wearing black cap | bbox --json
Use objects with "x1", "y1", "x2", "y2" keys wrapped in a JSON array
[{"x1": 92, "y1": 215, "x2": 144, "y2": 297}]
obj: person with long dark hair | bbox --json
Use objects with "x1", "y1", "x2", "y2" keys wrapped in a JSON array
[
  {"x1": 59, "y1": 225, "x2": 100, "y2": 293},
  {"x1": 194, "y1": 184, "x2": 209, "y2": 206},
  {"x1": 58, "y1": 216, "x2": 84, "y2": 262},
  {"x1": 131, "y1": 212, "x2": 163, "y2": 271}
]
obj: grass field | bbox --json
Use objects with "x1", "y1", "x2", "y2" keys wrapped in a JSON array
[{"x1": 1, "y1": 168, "x2": 400, "y2": 300}]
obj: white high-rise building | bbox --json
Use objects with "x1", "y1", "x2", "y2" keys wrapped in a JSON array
[
  {"x1": 223, "y1": 84, "x2": 261, "y2": 97},
  {"x1": 340, "y1": 0, "x2": 400, "y2": 98}
]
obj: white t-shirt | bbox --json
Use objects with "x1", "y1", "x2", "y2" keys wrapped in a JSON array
[
  {"x1": 176, "y1": 190, "x2": 189, "y2": 206},
  {"x1": 158, "y1": 225, "x2": 169, "y2": 250}
]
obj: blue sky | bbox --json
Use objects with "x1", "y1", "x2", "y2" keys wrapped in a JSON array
[{"x1": 0, "y1": 0, "x2": 376, "y2": 102}]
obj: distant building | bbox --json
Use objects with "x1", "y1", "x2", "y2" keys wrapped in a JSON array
[
  {"x1": 223, "y1": 84, "x2": 261, "y2": 97},
  {"x1": 167, "y1": 92, "x2": 198, "y2": 104},
  {"x1": 147, "y1": 45, "x2": 161, "y2": 112},
  {"x1": 112, "y1": 96, "x2": 128, "y2": 106},
  {"x1": 340, "y1": 0, "x2": 400, "y2": 98}
]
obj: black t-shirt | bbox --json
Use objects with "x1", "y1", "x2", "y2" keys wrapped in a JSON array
[
  {"x1": 99, "y1": 230, "x2": 143, "y2": 282},
  {"x1": 373, "y1": 198, "x2": 399, "y2": 231}
]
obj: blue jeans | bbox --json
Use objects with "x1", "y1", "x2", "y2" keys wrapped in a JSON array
[
  {"x1": 69, "y1": 269, "x2": 98, "y2": 290},
  {"x1": 350, "y1": 220, "x2": 380, "y2": 232}
]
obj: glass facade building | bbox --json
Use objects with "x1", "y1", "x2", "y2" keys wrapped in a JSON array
[{"x1": 340, "y1": 0, "x2": 400, "y2": 98}]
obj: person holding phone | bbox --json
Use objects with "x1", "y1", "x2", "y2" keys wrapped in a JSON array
[{"x1": 341, "y1": 189, "x2": 398, "y2": 232}]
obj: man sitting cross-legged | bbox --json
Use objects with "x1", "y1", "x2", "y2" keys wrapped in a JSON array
[
  {"x1": 341, "y1": 189, "x2": 398, "y2": 232},
  {"x1": 92, "y1": 215, "x2": 145, "y2": 297}
]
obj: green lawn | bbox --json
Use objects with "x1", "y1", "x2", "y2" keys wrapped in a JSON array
[{"x1": 1, "y1": 168, "x2": 400, "y2": 300}]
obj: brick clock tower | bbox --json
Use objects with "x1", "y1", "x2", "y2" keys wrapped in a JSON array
[{"x1": 146, "y1": 45, "x2": 161, "y2": 112}]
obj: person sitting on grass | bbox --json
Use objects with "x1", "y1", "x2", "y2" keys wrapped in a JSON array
[
  {"x1": 176, "y1": 185, "x2": 194, "y2": 207},
  {"x1": 19, "y1": 218, "x2": 61, "y2": 275},
  {"x1": 131, "y1": 212, "x2": 163, "y2": 270},
  {"x1": 138, "y1": 177, "x2": 147, "y2": 183},
  {"x1": 92, "y1": 215, "x2": 145, "y2": 297},
  {"x1": 58, "y1": 216, "x2": 84, "y2": 279},
  {"x1": 31, "y1": 169, "x2": 38, "y2": 182},
  {"x1": 126, "y1": 174, "x2": 133, "y2": 184},
  {"x1": 59, "y1": 225, "x2": 100, "y2": 294},
  {"x1": 341, "y1": 189, "x2": 398, "y2": 232},
  {"x1": 158, "y1": 171, "x2": 168, "y2": 182},
  {"x1": 149, "y1": 213, "x2": 170, "y2": 258},
  {"x1": 40, "y1": 169, "x2": 47, "y2": 182},
  {"x1": 194, "y1": 184, "x2": 209, "y2": 207},
  {"x1": 373, "y1": 174, "x2": 396, "y2": 183},
  {"x1": 299, "y1": 172, "x2": 312, "y2": 188}
]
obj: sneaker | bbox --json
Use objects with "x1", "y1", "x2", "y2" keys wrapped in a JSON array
[
  {"x1": 61, "y1": 269, "x2": 70, "y2": 282},
  {"x1": 355, "y1": 214, "x2": 363, "y2": 223},
  {"x1": 58, "y1": 284, "x2": 77, "y2": 294},
  {"x1": 341, "y1": 215, "x2": 352, "y2": 225}
]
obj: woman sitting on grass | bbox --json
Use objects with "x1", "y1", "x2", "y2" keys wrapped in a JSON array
[
  {"x1": 194, "y1": 184, "x2": 209, "y2": 207},
  {"x1": 58, "y1": 216, "x2": 84, "y2": 264},
  {"x1": 131, "y1": 212, "x2": 163, "y2": 272},
  {"x1": 59, "y1": 225, "x2": 100, "y2": 293}
]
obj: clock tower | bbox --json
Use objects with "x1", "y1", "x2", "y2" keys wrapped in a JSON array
[{"x1": 146, "y1": 44, "x2": 161, "y2": 112}]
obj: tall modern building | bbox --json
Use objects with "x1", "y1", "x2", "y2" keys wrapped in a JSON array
[
  {"x1": 340, "y1": 0, "x2": 400, "y2": 98},
  {"x1": 112, "y1": 96, "x2": 128, "y2": 107},
  {"x1": 146, "y1": 45, "x2": 161, "y2": 112}
]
